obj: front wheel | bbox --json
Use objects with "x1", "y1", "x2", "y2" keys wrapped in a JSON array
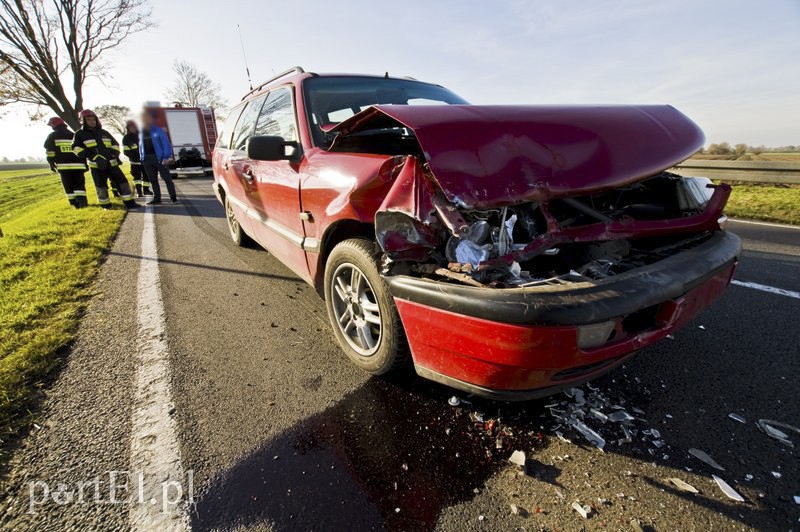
[{"x1": 324, "y1": 238, "x2": 409, "y2": 375}]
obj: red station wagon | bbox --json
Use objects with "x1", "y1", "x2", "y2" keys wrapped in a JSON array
[{"x1": 212, "y1": 67, "x2": 741, "y2": 400}]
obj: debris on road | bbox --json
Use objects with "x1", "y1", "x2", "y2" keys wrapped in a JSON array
[
  {"x1": 510, "y1": 504, "x2": 529, "y2": 517},
  {"x1": 608, "y1": 410, "x2": 634, "y2": 423},
  {"x1": 571, "y1": 501, "x2": 593, "y2": 519},
  {"x1": 448, "y1": 396, "x2": 461, "y2": 406},
  {"x1": 728, "y1": 413, "x2": 746, "y2": 423},
  {"x1": 569, "y1": 419, "x2": 606, "y2": 450},
  {"x1": 712, "y1": 475, "x2": 745, "y2": 502},
  {"x1": 666, "y1": 477, "x2": 699, "y2": 494},
  {"x1": 508, "y1": 450, "x2": 526, "y2": 469},
  {"x1": 757, "y1": 418, "x2": 798, "y2": 448},
  {"x1": 793, "y1": 495, "x2": 800, "y2": 505},
  {"x1": 771, "y1": 471, "x2": 782, "y2": 479},
  {"x1": 689, "y1": 448, "x2": 725, "y2": 470}
]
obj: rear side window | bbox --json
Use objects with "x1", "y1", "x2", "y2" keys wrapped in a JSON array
[
  {"x1": 254, "y1": 87, "x2": 297, "y2": 141},
  {"x1": 217, "y1": 105, "x2": 245, "y2": 150},
  {"x1": 230, "y1": 95, "x2": 266, "y2": 151}
]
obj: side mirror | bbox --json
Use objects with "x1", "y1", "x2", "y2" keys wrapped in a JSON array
[{"x1": 246, "y1": 136, "x2": 300, "y2": 162}]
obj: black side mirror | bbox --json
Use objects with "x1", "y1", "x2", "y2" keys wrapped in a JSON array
[{"x1": 246, "y1": 136, "x2": 300, "y2": 162}]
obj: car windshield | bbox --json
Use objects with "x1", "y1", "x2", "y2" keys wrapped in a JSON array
[{"x1": 303, "y1": 76, "x2": 468, "y2": 147}]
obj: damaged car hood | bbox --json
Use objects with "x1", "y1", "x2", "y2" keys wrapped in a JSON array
[{"x1": 331, "y1": 104, "x2": 704, "y2": 208}]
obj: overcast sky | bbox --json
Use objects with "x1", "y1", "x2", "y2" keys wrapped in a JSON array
[{"x1": 2, "y1": 0, "x2": 799, "y2": 159}]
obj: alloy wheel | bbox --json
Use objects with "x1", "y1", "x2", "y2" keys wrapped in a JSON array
[{"x1": 330, "y1": 262, "x2": 382, "y2": 356}]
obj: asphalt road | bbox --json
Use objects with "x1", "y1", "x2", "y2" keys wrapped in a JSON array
[{"x1": 1, "y1": 178, "x2": 798, "y2": 531}]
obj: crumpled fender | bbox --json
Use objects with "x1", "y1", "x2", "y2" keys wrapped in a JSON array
[{"x1": 374, "y1": 156, "x2": 440, "y2": 261}]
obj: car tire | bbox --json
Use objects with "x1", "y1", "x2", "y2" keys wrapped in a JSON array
[
  {"x1": 224, "y1": 195, "x2": 253, "y2": 247},
  {"x1": 324, "y1": 238, "x2": 409, "y2": 375}
]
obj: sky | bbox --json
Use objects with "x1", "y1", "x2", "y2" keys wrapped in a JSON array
[{"x1": 2, "y1": 0, "x2": 799, "y2": 159}]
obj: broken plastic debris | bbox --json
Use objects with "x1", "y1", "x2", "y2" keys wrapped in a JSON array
[
  {"x1": 666, "y1": 477, "x2": 699, "y2": 494},
  {"x1": 566, "y1": 387, "x2": 586, "y2": 406},
  {"x1": 590, "y1": 408, "x2": 608, "y2": 422},
  {"x1": 469, "y1": 412, "x2": 485, "y2": 423},
  {"x1": 757, "y1": 419, "x2": 798, "y2": 448},
  {"x1": 508, "y1": 450, "x2": 526, "y2": 469},
  {"x1": 698, "y1": 325, "x2": 706, "y2": 330},
  {"x1": 793, "y1": 495, "x2": 800, "y2": 505},
  {"x1": 728, "y1": 413, "x2": 746, "y2": 423},
  {"x1": 454, "y1": 239, "x2": 490, "y2": 267},
  {"x1": 744, "y1": 474, "x2": 753, "y2": 481},
  {"x1": 569, "y1": 419, "x2": 605, "y2": 450},
  {"x1": 448, "y1": 396, "x2": 460, "y2": 406},
  {"x1": 712, "y1": 475, "x2": 745, "y2": 502},
  {"x1": 571, "y1": 501, "x2": 592, "y2": 519},
  {"x1": 771, "y1": 471, "x2": 782, "y2": 479},
  {"x1": 510, "y1": 504, "x2": 528, "y2": 517},
  {"x1": 608, "y1": 410, "x2": 634, "y2": 423},
  {"x1": 688, "y1": 448, "x2": 725, "y2": 471}
]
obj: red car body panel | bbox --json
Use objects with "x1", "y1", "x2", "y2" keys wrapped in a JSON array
[{"x1": 331, "y1": 104, "x2": 705, "y2": 208}]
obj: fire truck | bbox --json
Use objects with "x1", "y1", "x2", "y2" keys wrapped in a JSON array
[{"x1": 143, "y1": 102, "x2": 218, "y2": 176}]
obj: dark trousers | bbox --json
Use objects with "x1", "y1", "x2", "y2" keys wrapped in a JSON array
[
  {"x1": 130, "y1": 162, "x2": 151, "y2": 196},
  {"x1": 90, "y1": 164, "x2": 133, "y2": 205},
  {"x1": 59, "y1": 170, "x2": 87, "y2": 208},
  {"x1": 142, "y1": 154, "x2": 176, "y2": 201}
]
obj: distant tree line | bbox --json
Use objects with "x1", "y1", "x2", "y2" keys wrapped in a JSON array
[{"x1": 698, "y1": 143, "x2": 799, "y2": 155}]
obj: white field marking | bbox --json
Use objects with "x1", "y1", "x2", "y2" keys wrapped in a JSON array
[
  {"x1": 729, "y1": 218, "x2": 800, "y2": 230},
  {"x1": 731, "y1": 279, "x2": 800, "y2": 300},
  {"x1": 129, "y1": 206, "x2": 190, "y2": 531}
]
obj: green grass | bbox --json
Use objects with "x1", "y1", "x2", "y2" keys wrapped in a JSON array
[
  {"x1": 0, "y1": 167, "x2": 129, "y2": 444},
  {"x1": 725, "y1": 183, "x2": 800, "y2": 225}
]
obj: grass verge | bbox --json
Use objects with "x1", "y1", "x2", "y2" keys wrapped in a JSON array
[
  {"x1": 0, "y1": 167, "x2": 128, "y2": 446},
  {"x1": 725, "y1": 183, "x2": 800, "y2": 225}
]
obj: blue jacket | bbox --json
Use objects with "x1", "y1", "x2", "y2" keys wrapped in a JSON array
[{"x1": 140, "y1": 125, "x2": 173, "y2": 161}]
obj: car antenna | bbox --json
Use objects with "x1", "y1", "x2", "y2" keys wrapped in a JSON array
[{"x1": 237, "y1": 24, "x2": 254, "y2": 91}]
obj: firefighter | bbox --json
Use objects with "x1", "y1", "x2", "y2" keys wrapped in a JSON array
[
  {"x1": 122, "y1": 120, "x2": 151, "y2": 197},
  {"x1": 72, "y1": 109, "x2": 138, "y2": 210},
  {"x1": 43, "y1": 117, "x2": 88, "y2": 208}
]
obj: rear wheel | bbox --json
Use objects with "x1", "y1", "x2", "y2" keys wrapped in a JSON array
[
  {"x1": 225, "y1": 195, "x2": 252, "y2": 247},
  {"x1": 324, "y1": 238, "x2": 409, "y2": 375}
]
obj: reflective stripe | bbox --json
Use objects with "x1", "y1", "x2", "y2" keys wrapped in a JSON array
[
  {"x1": 97, "y1": 197, "x2": 111, "y2": 204},
  {"x1": 133, "y1": 180, "x2": 143, "y2": 185},
  {"x1": 54, "y1": 139, "x2": 72, "y2": 145},
  {"x1": 46, "y1": 151, "x2": 56, "y2": 156},
  {"x1": 74, "y1": 190, "x2": 87, "y2": 196},
  {"x1": 65, "y1": 193, "x2": 76, "y2": 199},
  {"x1": 110, "y1": 160, "x2": 119, "y2": 166},
  {"x1": 121, "y1": 194, "x2": 134, "y2": 200},
  {"x1": 131, "y1": 161, "x2": 142, "y2": 166},
  {"x1": 84, "y1": 139, "x2": 98, "y2": 147},
  {"x1": 74, "y1": 146, "x2": 85, "y2": 154},
  {"x1": 129, "y1": 143, "x2": 139, "y2": 149},
  {"x1": 56, "y1": 163, "x2": 86, "y2": 170}
]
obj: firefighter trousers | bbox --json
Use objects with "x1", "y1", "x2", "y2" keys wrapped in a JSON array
[
  {"x1": 59, "y1": 170, "x2": 88, "y2": 208},
  {"x1": 91, "y1": 165, "x2": 134, "y2": 206},
  {"x1": 130, "y1": 162, "x2": 151, "y2": 196}
]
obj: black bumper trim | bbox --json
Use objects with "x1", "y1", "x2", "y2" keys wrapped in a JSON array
[{"x1": 387, "y1": 231, "x2": 741, "y2": 326}]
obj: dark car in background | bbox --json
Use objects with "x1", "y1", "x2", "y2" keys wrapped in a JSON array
[{"x1": 212, "y1": 67, "x2": 741, "y2": 399}]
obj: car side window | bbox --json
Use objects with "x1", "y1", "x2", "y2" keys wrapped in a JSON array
[
  {"x1": 217, "y1": 104, "x2": 245, "y2": 150},
  {"x1": 254, "y1": 87, "x2": 298, "y2": 141},
  {"x1": 230, "y1": 95, "x2": 267, "y2": 151}
]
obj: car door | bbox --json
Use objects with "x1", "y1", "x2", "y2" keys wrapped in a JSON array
[
  {"x1": 226, "y1": 95, "x2": 268, "y2": 237},
  {"x1": 214, "y1": 104, "x2": 250, "y2": 229},
  {"x1": 247, "y1": 86, "x2": 310, "y2": 279}
]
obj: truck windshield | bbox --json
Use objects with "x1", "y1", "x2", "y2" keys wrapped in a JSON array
[{"x1": 303, "y1": 76, "x2": 468, "y2": 147}]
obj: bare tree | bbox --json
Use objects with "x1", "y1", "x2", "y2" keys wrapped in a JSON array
[
  {"x1": 165, "y1": 60, "x2": 226, "y2": 110},
  {"x1": 95, "y1": 103, "x2": 130, "y2": 134},
  {"x1": 734, "y1": 143, "x2": 747, "y2": 157},
  {"x1": 0, "y1": 0, "x2": 150, "y2": 129}
]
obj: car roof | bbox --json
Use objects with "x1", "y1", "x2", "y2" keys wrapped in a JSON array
[{"x1": 239, "y1": 68, "x2": 442, "y2": 104}]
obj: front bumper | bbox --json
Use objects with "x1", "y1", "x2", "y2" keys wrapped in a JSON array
[{"x1": 387, "y1": 231, "x2": 741, "y2": 400}]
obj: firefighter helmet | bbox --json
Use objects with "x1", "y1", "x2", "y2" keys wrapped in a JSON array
[
  {"x1": 47, "y1": 116, "x2": 66, "y2": 128},
  {"x1": 79, "y1": 109, "x2": 100, "y2": 127}
]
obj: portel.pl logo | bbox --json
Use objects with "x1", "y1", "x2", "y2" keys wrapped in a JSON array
[{"x1": 27, "y1": 470, "x2": 194, "y2": 514}]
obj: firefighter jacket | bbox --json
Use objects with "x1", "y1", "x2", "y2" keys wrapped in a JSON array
[
  {"x1": 122, "y1": 131, "x2": 142, "y2": 164},
  {"x1": 73, "y1": 125, "x2": 122, "y2": 169},
  {"x1": 44, "y1": 125, "x2": 86, "y2": 171}
]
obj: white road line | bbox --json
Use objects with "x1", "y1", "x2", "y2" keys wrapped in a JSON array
[
  {"x1": 729, "y1": 218, "x2": 800, "y2": 230},
  {"x1": 129, "y1": 206, "x2": 190, "y2": 531},
  {"x1": 732, "y1": 279, "x2": 800, "y2": 300}
]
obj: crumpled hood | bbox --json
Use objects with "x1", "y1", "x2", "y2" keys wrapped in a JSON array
[{"x1": 331, "y1": 104, "x2": 704, "y2": 208}]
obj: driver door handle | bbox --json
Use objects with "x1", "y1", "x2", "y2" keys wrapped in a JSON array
[{"x1": 242, "y1": 166, "x2": 255, "y2": 182}]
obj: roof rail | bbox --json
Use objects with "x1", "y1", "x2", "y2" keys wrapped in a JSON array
[{"x1": 241, "y1": 66, "x2": 306, "y2": 100}]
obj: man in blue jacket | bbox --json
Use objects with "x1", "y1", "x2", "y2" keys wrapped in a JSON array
[{"x1": 140, "y1": 111, "x2": 178, "y2": 204}]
